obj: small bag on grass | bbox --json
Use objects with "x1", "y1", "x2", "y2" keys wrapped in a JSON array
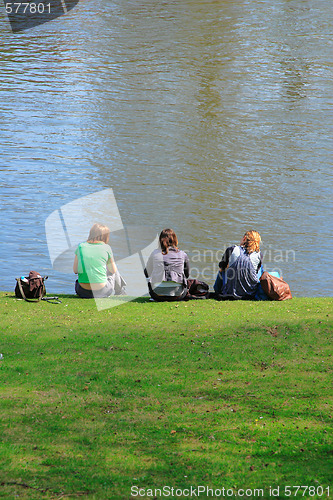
[
  {"x1": 15, "y1": 271, "x2": 61, "y2": 303},
  {"x1": 259, "y1": 271, "x2": 292, "y2": 301},
  {"x1": 15, "y1": 271, "x2": 47, "y2": 301},
  {"x1": 185, "y1": 279, "x2": 210, "y2": 300}
]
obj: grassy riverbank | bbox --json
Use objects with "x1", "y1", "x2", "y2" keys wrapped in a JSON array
[{"x1": 0, "y1": 293, "x2": 332, "y2": 499}]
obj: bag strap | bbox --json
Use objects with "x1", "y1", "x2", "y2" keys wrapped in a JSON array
[
  {"x1": 41, "y1": 296, "x2": 62, "y2": 304},
  {"x1": 78, "y1": 244, "x2": 87, "y2": 276},
  {"x1": 17, "y1": 278, "x2": 27, "y2": 300},
  {"x1": 16, "y1": 278, "x2": 42, "y2": 302},
  {"x1": 16, "y1": 277, "x2": 61, "y2": 304}
]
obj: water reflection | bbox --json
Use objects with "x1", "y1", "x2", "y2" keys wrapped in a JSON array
[{"x1": 0, "y1": 0, "x2": 332, "y2": 296}]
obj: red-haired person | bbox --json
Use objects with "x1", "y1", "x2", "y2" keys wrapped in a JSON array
[{"x1": 214, "y1": 230, "x2": 263, "y2": 300}]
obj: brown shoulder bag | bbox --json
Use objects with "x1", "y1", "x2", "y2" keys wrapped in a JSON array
[{"x1": 260, "y1": 271, "x2": 292, "y2": 301}]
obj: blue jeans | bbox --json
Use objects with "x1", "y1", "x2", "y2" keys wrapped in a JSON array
[
  {"x1": 213, "y1": 270, "x2": 226, "y2": 295},
  {"x1": 75, "y1": 271, "x2": 126, "y2": 298},
  {"x1": 75, "y1": 279, "x2": 114, "y2": 298}
]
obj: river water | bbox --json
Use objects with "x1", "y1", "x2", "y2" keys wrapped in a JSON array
[{"x1": 0, "y1": 0, "x2": 332, "y2": 296}]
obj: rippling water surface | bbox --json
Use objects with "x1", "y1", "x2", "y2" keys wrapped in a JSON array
[{"x1": 0, "y1": 0, "x2": 332, "y2": 296}]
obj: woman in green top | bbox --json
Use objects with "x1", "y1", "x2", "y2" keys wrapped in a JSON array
[{"x1": 73, "y1": 223, "x2": 126, "y2": 298}]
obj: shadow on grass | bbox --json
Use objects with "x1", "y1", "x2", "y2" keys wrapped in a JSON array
[{"x1": 5, "y1": 293, "x2": 151, "y2": 303}]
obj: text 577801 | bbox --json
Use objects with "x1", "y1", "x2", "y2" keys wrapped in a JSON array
[{"x1": 5, "y1": 3, "x2": 51, "y2": 14}]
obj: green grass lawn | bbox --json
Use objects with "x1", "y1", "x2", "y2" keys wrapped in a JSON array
[{"x1": 0, "y1": 293, "x2": 332, "y2": 499}]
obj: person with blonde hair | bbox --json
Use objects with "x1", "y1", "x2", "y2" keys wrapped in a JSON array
[
  {"x1": 213, "y1": 230, "x2": 263, "y2": 300},
  {"x1": 73, "y1": 223, "x2": 126, "y2": 298}
]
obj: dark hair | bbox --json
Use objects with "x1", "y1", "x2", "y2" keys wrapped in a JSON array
[{"x1": 159, "y1": 228, "x2": 178, "y2": 254}]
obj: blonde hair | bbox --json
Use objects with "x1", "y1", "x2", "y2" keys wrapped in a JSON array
[
  {"x1": 243, "y1": 230, "x2": 261, "y2": 254},
  {"x1": 87, "y1": 223, "x2": 110, "y2": 244}
]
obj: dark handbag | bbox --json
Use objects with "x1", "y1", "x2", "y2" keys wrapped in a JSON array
[
  {"x1": 259, "y1": 271, "x2": 292, "y2": 301},
  {"x1": 185, "y1": 279, "x2": 210, "y2": 300},
  {"x1": 15, "y1": 271, "x2": 47, "y2": 301},
  {"x1": 15, "y1": 272, "x2": 61, "y2": 303}
]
